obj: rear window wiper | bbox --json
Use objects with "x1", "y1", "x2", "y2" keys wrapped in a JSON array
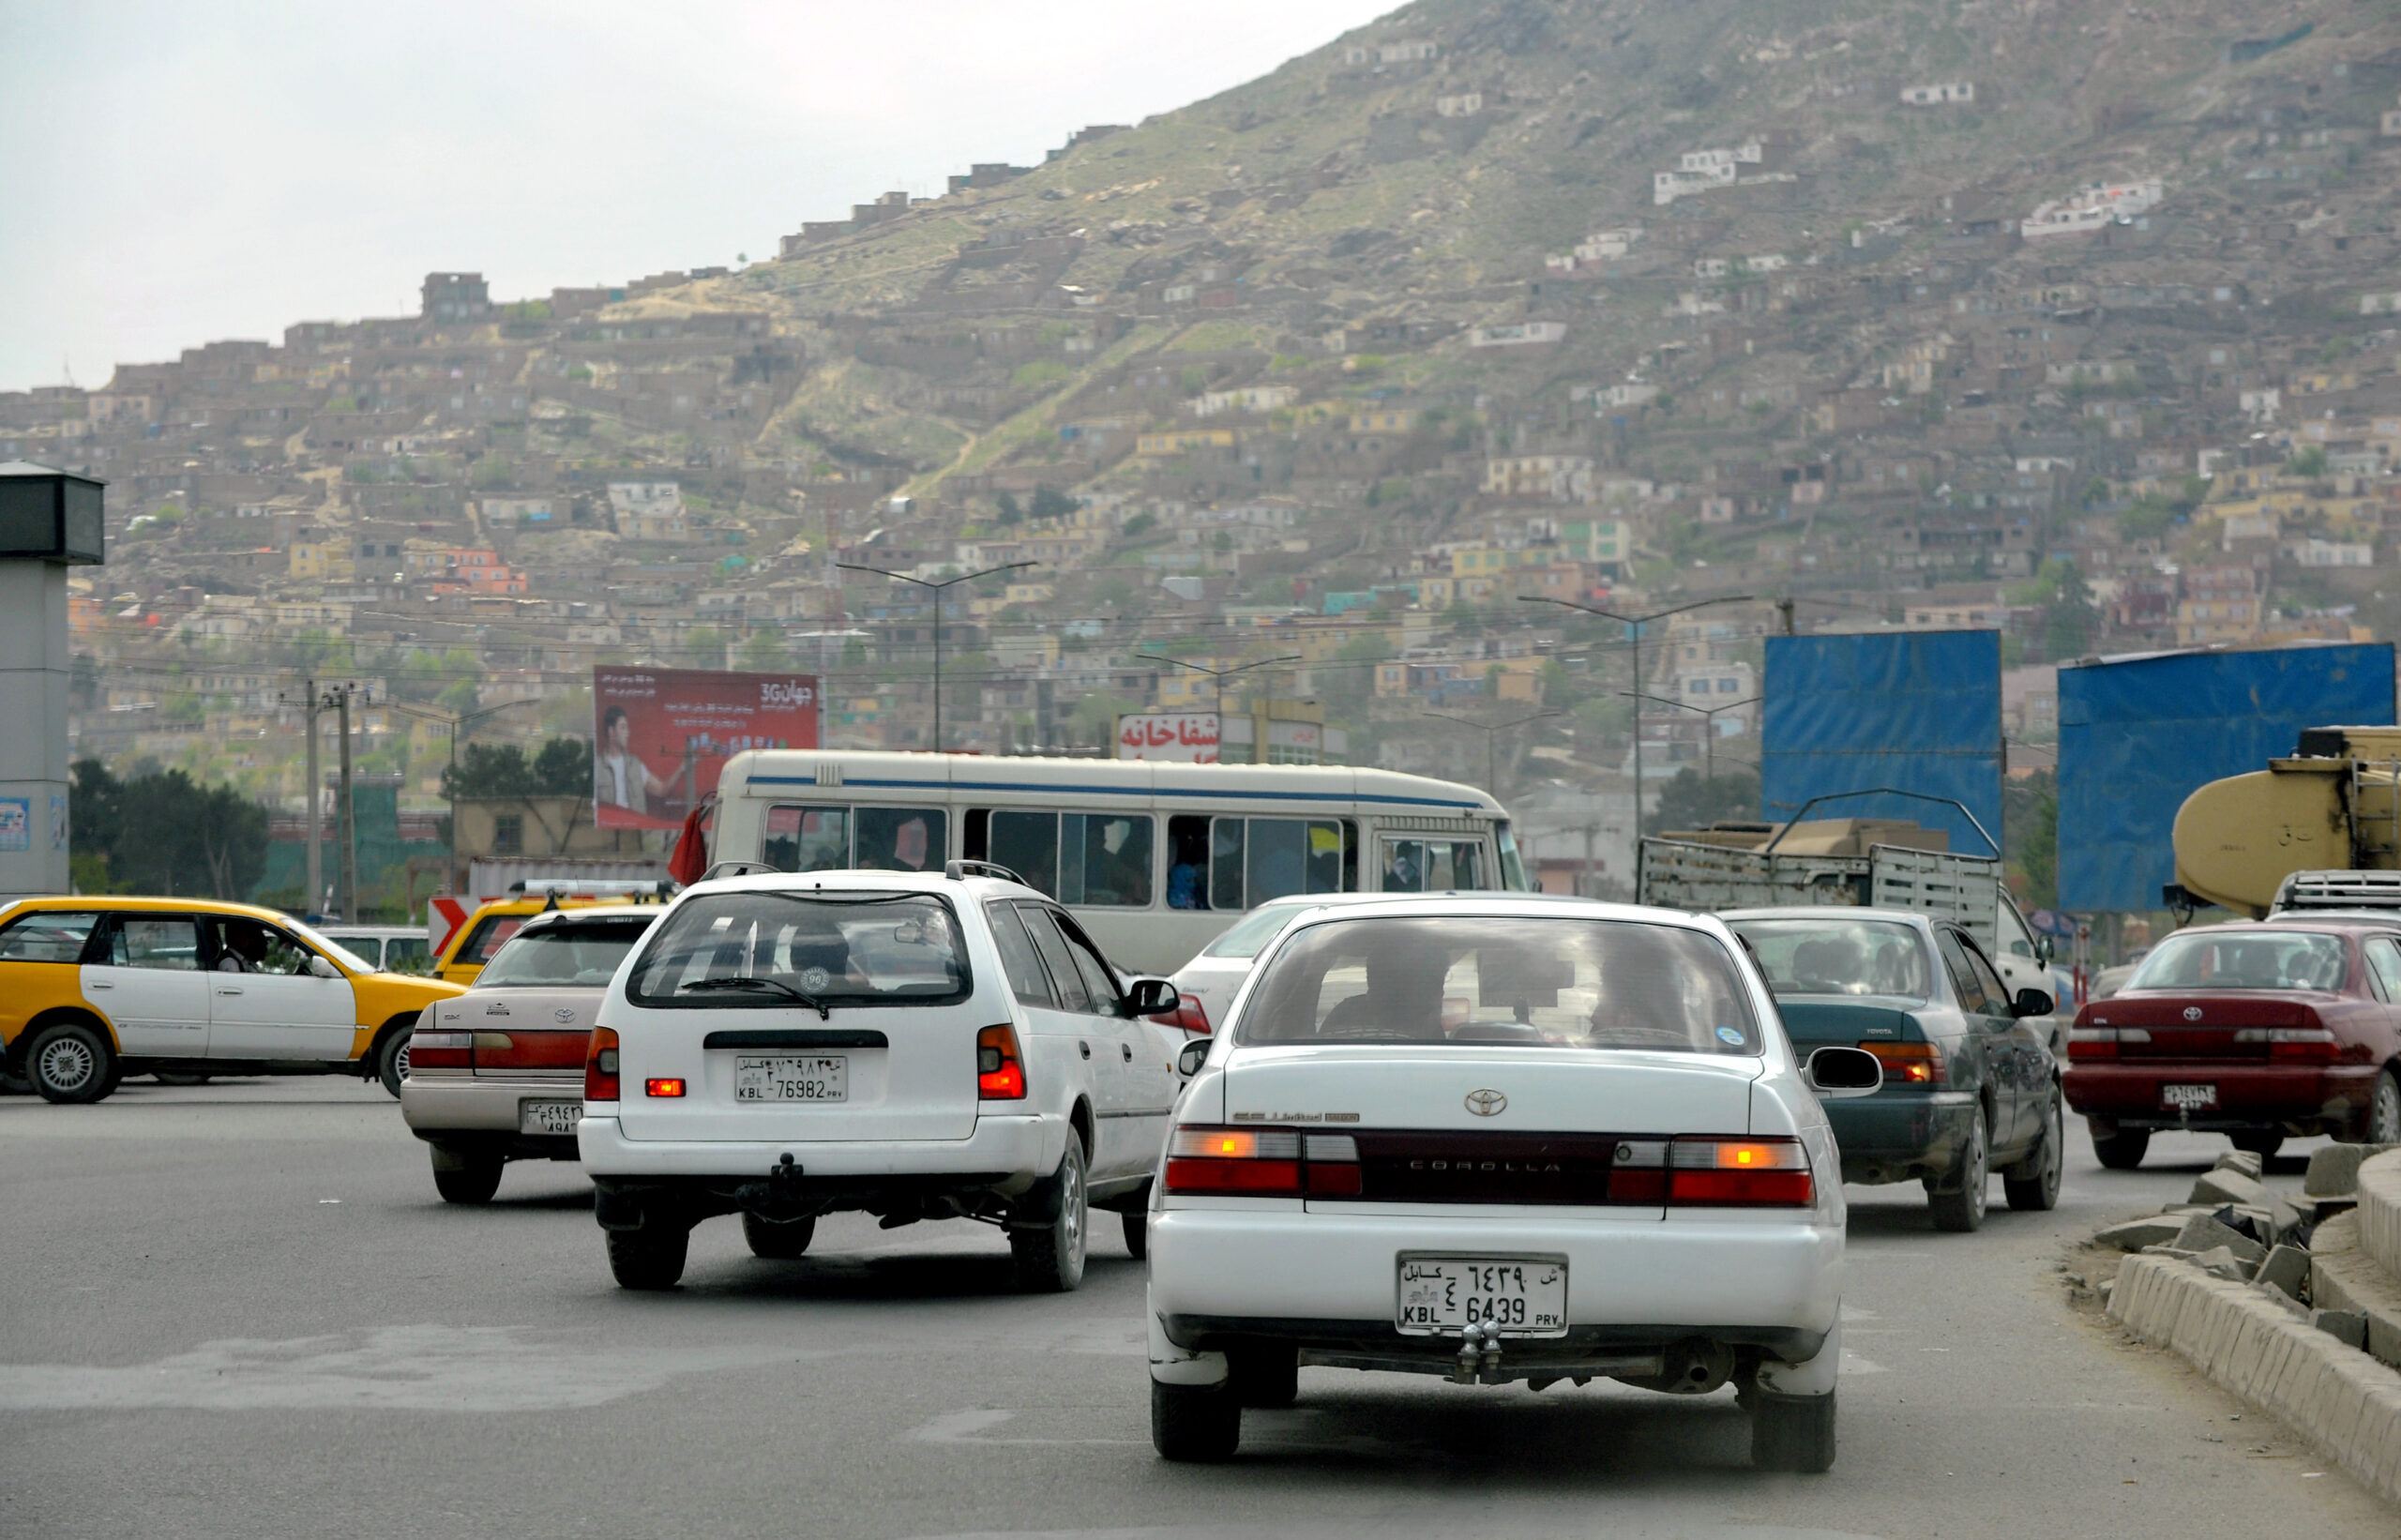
[{"x1": 680, "y1": 976, "x2": 831, "y2": 1019}]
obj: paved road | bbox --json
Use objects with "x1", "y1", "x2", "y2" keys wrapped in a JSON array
[{"x1": 0, "y1": 1079, "x2": 2391, "y2": 1540}]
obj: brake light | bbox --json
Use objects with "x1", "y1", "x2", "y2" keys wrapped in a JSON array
[
  {"x1": 2235, "y1": 1026, "x2": 2341, "y2": 1062},
  {"x1": 1858, "y1": 1040, "x2": 1944, "y2": 1084},
  {"x1": 1153, "y1": 994, "x2": 1212, "y2": 1035},
  {"x1": 409, "y1": 1030, "x2": 472, "y2": 1069},
  {"x1": 977, "y1": 1023, "x2": 1026, "y2": 1100},
  {"x1": 1165, "y1": 1126, "x2": 1302, "y2": 1195},
  {"x1": 1667, "y1": 1137, "x2": 1814, "y2": 1206},
  {"x1": 2068, "y1": 1025, "x2": 2152, "y2": 1061},
  {"x1": 644, "y1": 1078, "x2": 686, "y2": 1097},
  {"x1": 584, "y1": 1027, "x2": 620, "y2": 1101}
]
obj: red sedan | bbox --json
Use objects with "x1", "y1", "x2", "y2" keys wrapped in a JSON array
[{"x1": 2065, "y1": 919, "x2": 2401, "y2": 1168}]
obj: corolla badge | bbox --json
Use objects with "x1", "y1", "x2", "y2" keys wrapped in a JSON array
[
  {"x1": 2183, "y1": 1006, "x2": 2204, "y2": 1021},
  {"x1": 1465, "y1": 1089, "x2": 1508, "y2": 1117},
  {"x1": 554, "y1": 1008, "x2": 577, "y2": 1022}
]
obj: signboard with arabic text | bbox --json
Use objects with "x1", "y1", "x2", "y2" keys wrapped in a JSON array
[
  {"x1": 1115, "y1": 712, "x2": 1221, "y2": 764},
  {"x1": 594, "y1": 666, "x2": 821, "y2": 830}
]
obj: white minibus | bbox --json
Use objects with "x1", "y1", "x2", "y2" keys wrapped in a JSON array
[{"x1": 706, "y1": 751, "x2": 1526, "y2": 973}]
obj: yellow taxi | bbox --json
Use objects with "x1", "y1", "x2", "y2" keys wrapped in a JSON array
[
  {"x1": 0, "y1": 896, "x2": 465, "y2": 1105},
  {"x1": 433, "y1": 891, "x2": 668, "y2": 986}
]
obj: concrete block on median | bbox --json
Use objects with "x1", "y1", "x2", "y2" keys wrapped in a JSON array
[
  {"x1": 2176, "y1": 1214, "x2": 2268, "y2": 1266},
  {"x1": 2304, "y1": 1142, "x2": 2399, "y2": 1198},
  {"x1": 2258, "y1": 1245, "x2": 2311, "y2": 1300},
  {"x1": 2194, "y1": 1246, "x2": 2258, "y2": 1282},
  {"x1": 2317, "y1": 1308, "x2": 2370, "y2": 1350},
  {"x1": 2096, "y1": 1214, "x2": 2185, "y2": 1251},
  {"x1": 2213, "y1": 1148, "x2": 2265, "y2": 1180},
  {"x1": 2192, "y1": 1168, "x2": 2269, "y2": 1208}
]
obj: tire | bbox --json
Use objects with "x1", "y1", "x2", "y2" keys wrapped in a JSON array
[
  {"x1": 743, "y1": 1212, "x2": 816, "y2": 1260},
  {"x1": 25, "y1": 1021, "x2": 116, "y2": 1105},
  {"x1": 1151, "y1": 1377, "x2": 1241, "y2": 1462},
  {"x1": 1228, "y1": 1346, "x2": 1299, "y2": 1409},
  {"x1": 2091, "y1": 1120, "x2": 2151, "y2": 1170},
  {"x1": 2368, "y1": 1069, "x2": 2401, "y2": 1145},
  {"x1": 431, "y1": 1143, "x2": 502, "y2": 1200},
  {"x1": 151, "y1": 1071, "x2": 211, "y2": 1087},
  {"x1": 1121, "y1": 1209, "x2": 1148, "y2": 1261},
  {"x1": 2003, "y1": 1088, "x2": 2063, "y2": 1213},
  {"x1": 374, "y1": 1020, "x2": 415, "y2": 1099},
  {"x1": 607, "y1": 1227, "x2": 689, "y2": 1291},
  {"x1": 1010, "y1": 1138, "x2": 1089, "y2": 1293},
  {"x1": 1926, "y1": 1104, "x2": 1988, "y2": 1232},
  {"x1": 2229, "y1": 1129, "x2": 2287, "y2": 1159},
  {"x1": 1752, "y1": 1390, "x2": 1837, "y2": 1472}
]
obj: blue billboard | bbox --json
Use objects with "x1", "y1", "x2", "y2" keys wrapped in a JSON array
[
  {"x1": 1760, "y1": 631, "x2": 2004, "y2": 856},
  {"x1": 2057, "y1": 643, "x2": 2395, "y2": 913}
]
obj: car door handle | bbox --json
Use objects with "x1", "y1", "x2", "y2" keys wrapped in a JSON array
[
  {"x1": 1080, "y1": 1041, "x2": 1092, "y2": 1060},
  {"x1": 216, "y1": 987, "x2": 244, "y2": 996},
  {"x1": 1122, "y1": 1043, "x2": 1134, "y2": 1062},
  {"x1": 87, "y1": 980, "x2": 113, "y2": 989}
]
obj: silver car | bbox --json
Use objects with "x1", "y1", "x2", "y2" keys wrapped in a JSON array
[
  {"x1": 1168, "y1": 893, "x2": 1395, "y2": 1035},
  {"x1": 400, "y1": 905, "x2": 659, "y2": 1203}
]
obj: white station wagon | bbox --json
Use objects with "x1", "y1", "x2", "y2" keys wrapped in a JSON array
[
  {"x1": 578, "y1": 863, "x2": 1185, "y2": 1292},
  {"x1": 1146, "y1": 895, "x2": 1880, "y2": 1470}
]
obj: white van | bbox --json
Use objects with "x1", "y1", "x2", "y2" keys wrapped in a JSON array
[{"x1": 706, "y1": 751, "x2": 1527, "y2": 974}]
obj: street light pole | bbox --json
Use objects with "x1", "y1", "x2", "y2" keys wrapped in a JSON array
[
  {"x1": 1420, "y1": 708, "x2": 1563, "y2": 796},
  {"x1": 1622, "y1": 691, "x2": 1759, "y2": 787},
  {"x1": 1520, "y1": 593, "x2": 1753, "y2": 838},
  {"x1": 1138, "y1": 652, "x2": 1304, "y2": 763},
  {"x1": 839, "y1": 560, "x2": 1036, "y2": 751}
]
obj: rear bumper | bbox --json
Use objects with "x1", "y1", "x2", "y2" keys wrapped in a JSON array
[
  {"x1": 1824, "y1": 1092, "x2": 1980, "y2": 1183},
  {"x1": 400, "y1": 1074, "x2": 581, "y2": 1133},
  {"x1": 575, "y1": 1108, "x2": 1063, "y2": 1185},
  {"x1": 2064, "y1": 1063, "x2": 2380, "y2": 1135}
]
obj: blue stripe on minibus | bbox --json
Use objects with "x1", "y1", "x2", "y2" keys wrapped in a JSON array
[{"x1": 741, "y1": 775, "x2": 1485, "y2": 810}]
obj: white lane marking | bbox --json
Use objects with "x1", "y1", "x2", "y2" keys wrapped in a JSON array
[
  {"x1": 0, "y1": 1325, "x2": 805, "y2": 1413},
  {"x1": 1840, "y1": 1352, "x2": 1887, "y2": 1374},
  {"x1": 907, "y1": 1408, "x2": 1145, "y2": 1447}
]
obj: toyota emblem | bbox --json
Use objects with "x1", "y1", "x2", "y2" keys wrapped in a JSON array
[
  {"x1": 554, "y1": 1008, "x2": 577, "y2": 1023},
  {"x1": 1465, "y1": 1089, "x2": 1508, "y2": 1117},
  {"x1": 2183, "y1": 1006, "x2": 2203, "y2": 1021}
]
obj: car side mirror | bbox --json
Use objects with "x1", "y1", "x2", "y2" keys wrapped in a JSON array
[
  {"x1": 2035, "y1": 935, "x2": 2055, "y2": 966},
  {"x1": 1177, "y1": 1038, "x2": 1211, "y2": 1078},
  {"x1": 1804, "y1": 1046, "x2": 1882, "y2": 1098},
  {"x1": 309, "y1": 954, "x2": 341, "y2": 979},
  {"x1": 1124, "y1": 977, "x2": 1179, "y2": 1017},
  {"x1": 2012, "y1": 988, "x2": 2054, "y2": 1019}
]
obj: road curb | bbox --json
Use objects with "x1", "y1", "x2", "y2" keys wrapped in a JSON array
[{"x1": 2109, "y1": 1252, "x2": 2401, "y2": 1503}]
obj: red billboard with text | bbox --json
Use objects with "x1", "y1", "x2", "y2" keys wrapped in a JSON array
[{"x1": 593, "y1": 666, "x2": 820, "y2": 830}]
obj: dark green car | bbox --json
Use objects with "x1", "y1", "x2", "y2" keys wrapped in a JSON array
[{"x1": 1724, "y1": 908, "x2": 2062, "y2": 1232}]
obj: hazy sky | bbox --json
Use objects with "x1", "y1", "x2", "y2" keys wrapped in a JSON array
[{"x1": 0, "y1": 1, "x2": 1398, "y2": 393}]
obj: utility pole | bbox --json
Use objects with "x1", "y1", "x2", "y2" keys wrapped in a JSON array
[
  {"x1": 838, "y1": 560, "x2": 1035, "y2": 751},
  {"x1": 1420, "y1": 708, "x2": 1563, "y2": 797},
  {"x1": 302, "y1": 677, "x2": 322, "y2": 917},
  {"x1": 1622, "y1": 691, "x2": 1760, "y2": 787},
  {"x1": 335, "y1": 683, "x2": 357, "y2": 922}
]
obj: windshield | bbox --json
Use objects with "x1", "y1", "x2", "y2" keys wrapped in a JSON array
[
  {"x1": 478, "y1": 918, "x2": 654, "y2": 988},
  {"x1": 2128, "y1": 930, "x2": 2349, "y2": 992},
  {"x1": 1729, "y1": 917, "x2": 1933, "y2": 1001},
  {"x1": 1200, "y1": 903, "x2": 1308, "y2": 960},
  {"x1": 627, "y1": 891, "x2": 970, "y2": 1007},
  {"x1": 280, "y1": 918, "x2": 376, "y2": 974},
  {"x1": 1234, "y1": 914, "x2": 1761, "y2": 1052}
]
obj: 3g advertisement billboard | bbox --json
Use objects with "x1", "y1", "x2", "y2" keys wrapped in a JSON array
[{"x1": 593, "y1": 666, "x2": 820, "y2": 831}]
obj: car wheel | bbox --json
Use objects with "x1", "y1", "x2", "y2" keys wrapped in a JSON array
[
  {"x1": 1926, "y1": 1105, "x2": 1988, "y2": 1232},
  {"x1": 374, "y1": 1020, "x2": 415, "y2": 1099},
  {"x1": 1228, "y1": 1346, "x2": 1299, "y2": 1409},
  {"x1": 607, "y1": 1227, "x2": 689, "y2": 1291},
  {"x1": 1121, "y1": 1210, "x2": 1148, "y2": 1261},
  {"x1": 1151, "y1": 1377, "x2": 1241, "y2": 1462},
  {"x1": 430, "y1": 1147, "x2": 503, "y2": 1204},
  {"x1": 2369, "y1": 1070, "x2": 2401, "y2": 1145},
  {"x1": 2003, "y1": 1088, "x2": 2064, "y2": 1213},
  {"x1": 1752, "y1": 1390, "x2": 1837, "y2": 1472},
  {"x1": 2091, "y1": 1119, "x2": 2151, "y2": 1170},
  {"x1": 743, "y1": 1212, "x2": 815, "y2": 1260},
  {"x1": 2229, "y1": 1129, "x2": 2286, "y2": 1159},
  {"x1": 25, "y1": 1022, "x2": 116, "y2": 1105},
  {"x1": 151, "y1": 1071, "x2": 210, "y2": 1086},
  {"x1": 1010, "y1": 1138, "x2": 1089, "y2": 1293}
]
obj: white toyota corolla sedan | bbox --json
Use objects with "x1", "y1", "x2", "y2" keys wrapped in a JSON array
[{"x1": 1146, "y1": 894, "x2": 1880, "y2": 1470}]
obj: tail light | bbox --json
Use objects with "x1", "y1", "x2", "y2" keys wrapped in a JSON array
[
  {"x1": 584, "y1": 1027, "x2": 620, "y2": 1101},
  {"x1": 644, "y1": 1078, "x2": 686, "y2": 1097},
  {"x1": 2068, "y1": 1025, "x2": 2152, "y2": 1061},
  {"x1": 409, "y1": 1030, "x2": 472, "y2": 1070},
  {"x1": 1152, "y1": 994, "x2": 1212, "y2": 1035},
  {"x1": 2235, "y1": 1026, "x2": 2341, "y2": 1062},
  {"x1": 1164, "y1": 1127, "x2": 1303, "y2": 1195},
  {"x1": 977, "y1": 1023, "x2": 1026, "y2": 1100},
  {"x1": 469, "y1": 1030, "x2": 588, "y2": 1070},
  {"x1": 1858, "y1": 1040, "x2": 1944, "y2": 1084},
  {"x1": 1667, "y1": 1137, "x2": 1814, "y2": 1206}
]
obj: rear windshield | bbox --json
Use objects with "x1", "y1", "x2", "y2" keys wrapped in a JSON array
[
  {"x1": 456, "y1": 914, "x2": 527, "y2": 966},
  {"x1": 626, "y1": 891, "x2": 970, "y2": 1008},
  {"x1": 1234, "y1": 914, "x2": 1761, "y2": 1053},
  {"x1": 1200, "y1": 904, "x2": 1307, "y2": 960},
  {"x1": 1728, "y1": 917, "x2": 1933, "y2": 1002},
  {"x1": 478, "y1": 918, "x2": 654, "y2": 988},
  {"x1": 2129, "y1": 930, "x2": 2348, "y2": 992}
]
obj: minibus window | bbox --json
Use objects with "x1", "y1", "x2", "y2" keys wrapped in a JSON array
[
  {"x1": 989, "y1": 812, "x2": 1153, "y2": 906},
  {"x1": 1212, "y1": 818, "x2": 1343, "y2": 909},
  {"x1": 765, "y1": 805, "x2": 944, "y2": 873}
]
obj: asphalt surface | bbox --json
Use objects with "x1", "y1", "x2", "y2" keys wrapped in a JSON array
[{"x1": 0, "y1": 1079, "x2": 2393, "y2": 1540}]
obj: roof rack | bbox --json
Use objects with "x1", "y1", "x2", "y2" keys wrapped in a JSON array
[
  {"x1": 699, "y1": 860, "x2": 780, "y2": 883},
  {"x1": 2270, "y1": 869, "x2": 2401, "y2": 913},
  {"x1": 945, "y1": 859, "x2": 1028, "y2": 885},
  {"x1": 506, "y1": 878, "x2": 673, "y2": 902}
]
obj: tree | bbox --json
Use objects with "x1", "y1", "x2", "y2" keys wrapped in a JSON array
[
  {"x1": 1030, "y1": 486, "x2": 1077, "y2": 522},
  {"x1": 993, "y1": 491, "x2": 1024, "y2": 526},
  {"x1": 442, "y1": 739, "x2": 592, "y2": 800},
  {"x1": 70, "y1": 758, "x2": 268, "y2": 899},
  {"x1": 683, "y1": 626, "x2": 726, "y2": 668},
  {"x1": 2004, "y1": 770, "x2": 2059, "y2": 912},
  {"x1": 1653, "y1": 768, "x2": 1761, "y2": 833},
  {"x1": 737, "y1": 629, "x2": 791, "y2": 673}
]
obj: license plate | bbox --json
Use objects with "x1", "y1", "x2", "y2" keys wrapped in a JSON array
[
  {"x1": 2162, "y1": 1083, "x2": 2219, "y2": 1110},
  {"x1": 734, "y1": 1055, "x2": 848, "y2": 1103},
  {"x1": 1396, "y1": 1256, "x2": 1568, "y2": 1337},
  {"x1": 520, "y1": 1100, "x2": 581, "y2": 1136}
]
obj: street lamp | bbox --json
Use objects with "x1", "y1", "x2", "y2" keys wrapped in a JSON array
[
  {"x1": 1138, "y1": 652, "x2": 1303, "y2": 762},
  {"x1": 839, "y1": 561, "x2": 1036, "y2": 752},
  {"x1": 1520, "y1": 593, "x2": 1753, "y2": 836},
  {"x1": 1622, "y1": 691, "x2": 1759, "y2": 786},
  {"x1": 1420, "y1": 707, "x2": 1563, "y2": 796},
  {"x1": 389, "y1": 696, "x2": 543, "y2": 877}
]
